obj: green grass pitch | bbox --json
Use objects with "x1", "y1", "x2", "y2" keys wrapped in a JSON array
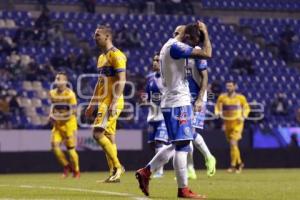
[{"x1": 0, "y1": 169, "x2": 299, "y2": 200}]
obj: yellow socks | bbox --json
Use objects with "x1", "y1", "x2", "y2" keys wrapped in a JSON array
[
  {"x1": 97, "y1": 136, "x2": 121, "y2": 169},
  {"x1": 53, "y1": 147, "x2": 68, "y2": 167},
  {"x1": 68, "y1": 148, "x2": 80, "y2": 172},
  {"x1": 230, "y1": 145, "x2": 242, "y2": 166}
]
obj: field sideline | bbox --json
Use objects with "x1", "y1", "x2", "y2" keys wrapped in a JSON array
[{"x1": 0, "y1": 169, "x2": 299, "y2": 200}]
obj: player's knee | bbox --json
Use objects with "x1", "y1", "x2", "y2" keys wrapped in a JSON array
[
  {"x1": 93, "y1": 128, "x2": 105, "y2": 140},
  {"x1": 51, "y1": 142, "x2": 60, "y2": 149},
  {"x1": 230, "y1": 140, "x2": 238, "y2": 147},
  {"x1": 66, "y1": 146, "x2": 75, "y2": 150},
  {"x1": 105, "y1": 134, "x2": 115, "y2": 144},
  {"x1": 174, "y1": 140, "x2": 191, "y2": 152}
]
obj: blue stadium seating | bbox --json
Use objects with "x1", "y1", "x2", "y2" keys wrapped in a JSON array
[
  {"x1": 202, "y1": 0, "x2": 300, "y2": 11},
  {"x1": 0, "y1": 10, "x2": 299, "y2": 130}
]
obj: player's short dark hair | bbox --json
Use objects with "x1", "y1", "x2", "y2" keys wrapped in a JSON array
[
  {"x1": 97, "y1": 25, "x2": 113, "y2": 36},
  {"x1": 227, "y1": 80, "x2": 236, "y2": 85},
  {"x1": 57, "y1": 71, "x2": 68, "y2": 80},
  {"x1": 184, "y1": 23, "x2": 205, "y2": 44}
]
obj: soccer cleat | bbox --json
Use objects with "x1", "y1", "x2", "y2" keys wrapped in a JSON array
[
  {"x1": 96, "y1": 174, "x2": 118, "y2": 183},
  {"x1": 135, "y1": 167, "x2": 151, "y2": 196},
  {"x1": 205, "y1": 155, "x2": 216, "y2": 177},
  {"x1": 73, "y1": 171, "x2": 80, "y2": 179},
  {"x1": 235, "y1": 163, "x2": 244, "y2": 174},
  {"x1": 187, "y1": 167, "x2": 197, "y2": 180},
  {"x1": 178, "y1": 187, "x2": 207, "y2": 199},
  {"x1": 227, "y1": 166, "x2": 236, "y2": 173},
  {"x1": 107, "y1": 167, "x2": 123, "y2": 182},
  {"x1": 62, "y1": 164, "x2": 72, "y2": 178}
]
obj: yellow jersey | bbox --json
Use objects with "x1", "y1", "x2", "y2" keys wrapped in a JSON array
[
  {"x1": 215, "y1": 93, "x2": 250, "y2": 122},
  {"x1": 49, "y1": 88, "x2": 77, "y2": 129},
  {"x1": 96, "y1": 47, "x2": 126, "y2": 109}
]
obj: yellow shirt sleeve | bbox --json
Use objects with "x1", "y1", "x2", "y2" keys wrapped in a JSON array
[
  {"x1": 215, "y1": 94, "x2": 224, "y2": 116},
  {"x1": 240, "y1": 95, "x2": 250, "y2": 118},
  {"x1": 111, "y1": 51, "x2": 126, "y2": 72},
  {"x1": 69, "y1": 90, "x2": 77, "y2": 106}
]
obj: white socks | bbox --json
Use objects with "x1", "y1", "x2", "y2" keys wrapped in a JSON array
[
  {"x1": 193, "y1": 133, "x2": 212, "y2": 159},
  {"x1": 187, "y1": 142, "x2": 194, "y2": 170},
  {"x1": 155, "y1": 144, "x2": 165, "y2": 174},
  {"x1": 148, "y1": 144, "x2": 175, "y2": 173},
  {"x1": 173, "y1": 150, "x2": 188, "y2": 188}
]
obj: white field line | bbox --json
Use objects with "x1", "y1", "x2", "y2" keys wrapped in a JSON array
[{"x1": 0, "y1": 184, "x2": 151, "y2": 200}]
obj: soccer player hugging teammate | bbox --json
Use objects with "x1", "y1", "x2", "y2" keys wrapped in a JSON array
[
  {"x1": 49, "y1": 72, "x2": 80, "y2": 178},
  {"x1": 136, "y1": 21, "x2": 212, "y2": 199},
  {"x1": 215, "y1": 81, "x2": 250, "y2": 173},
  {"x1": 85, "y1": 25, "x2": 126, "y2": 183},
  {"x1": 173, "y1": 25, "x2": 216, "y2": 179},
  {"x1": 143, "y1": 52, "x2": 169, "y2": 178}
]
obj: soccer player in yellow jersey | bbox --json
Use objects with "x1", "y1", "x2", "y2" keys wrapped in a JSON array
[
  {"x1": 49, "y1": 72, "x2": 80, "y2": 178},
  {"x1": 85, "y1": 25, "x2": 126, "y2": 183},
  {"x1": 215, "y1": 81, "x2": 250, "y2": 173}
]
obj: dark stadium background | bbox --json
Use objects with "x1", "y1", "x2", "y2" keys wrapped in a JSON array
[{"x1": 0, "y1": 0, "x2": 300, "y2": 173}]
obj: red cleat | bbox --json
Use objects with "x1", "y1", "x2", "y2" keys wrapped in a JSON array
[
  {"x1": 73, "y1": 171, "x2": 80, "y2": 179},
  {"x1": 178, "y1": 187, "x2": 207, "y2": 199},
  {"x1": 62, "y1": 165, "x2": 72, "y2": 178},
  {"x1": 135, "y1": 167, "x2": 151, "y2": 196}
]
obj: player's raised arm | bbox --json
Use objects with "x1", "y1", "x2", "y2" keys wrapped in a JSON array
[
  {"x1": 170, "y1": 22, "x2": 212, "y2": 60},
  {"x1": 190, "y1": 21, "x2": 212, "y2": 59}
]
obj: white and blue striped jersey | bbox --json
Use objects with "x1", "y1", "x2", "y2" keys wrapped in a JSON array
[{"x1": 159, "y1": 38, "x2": 194, "y2": 108}]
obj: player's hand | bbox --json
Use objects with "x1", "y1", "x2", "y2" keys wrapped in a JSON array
[
  {"x1": 85, "y1": 105, "x2": 95, "y2": 118},
  {"x1": 108, "y1": 100, "x2": 118, "y2": 117},
  {"x1": 194, "y1": 98, "x2": 203, "y2": 112},
  {"x1": 197, "y1": 20, "x2": 207, "y2": 33}
]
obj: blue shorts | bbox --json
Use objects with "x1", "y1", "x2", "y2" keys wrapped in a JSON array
[
  {"x1": 148, "y1": 120, "x2": 169, "y2": 143},
  {"x1": 162, "y1": 105, "x2": 194, "y2": 143},
  {"x1": 192, "y1": 102, "x2": 206, "y2": 129}
]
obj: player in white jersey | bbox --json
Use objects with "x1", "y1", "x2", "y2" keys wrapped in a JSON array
[
  {"x1": 142, "y1": 52, "x2": 168, "y2": 178},
  {"x1": 174, "y1": 25, "x2": 216, "y2": 179},
  {"x1": 136, "y1": 21, "x2": 212, "y2": 199}
]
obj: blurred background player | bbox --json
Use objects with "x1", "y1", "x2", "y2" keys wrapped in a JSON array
[
  {"x1": 85, "y1": 25, "x2": 126, "y2": 183},
  {"x1": 142, "y1": 52, "x2": 169, "y2": 178},
  {"x1": 49, "y1": 72, "x2": 80, "y2": 178},
  {"x1": 136, "y1": 21, "x2": 212, "y2": 199},
  {"x1": 174, "y1": 25, "x2": 216, "y2": 179},
  {"x1": 215, "y1": 81, "x2": 250, "y2": 173}
]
